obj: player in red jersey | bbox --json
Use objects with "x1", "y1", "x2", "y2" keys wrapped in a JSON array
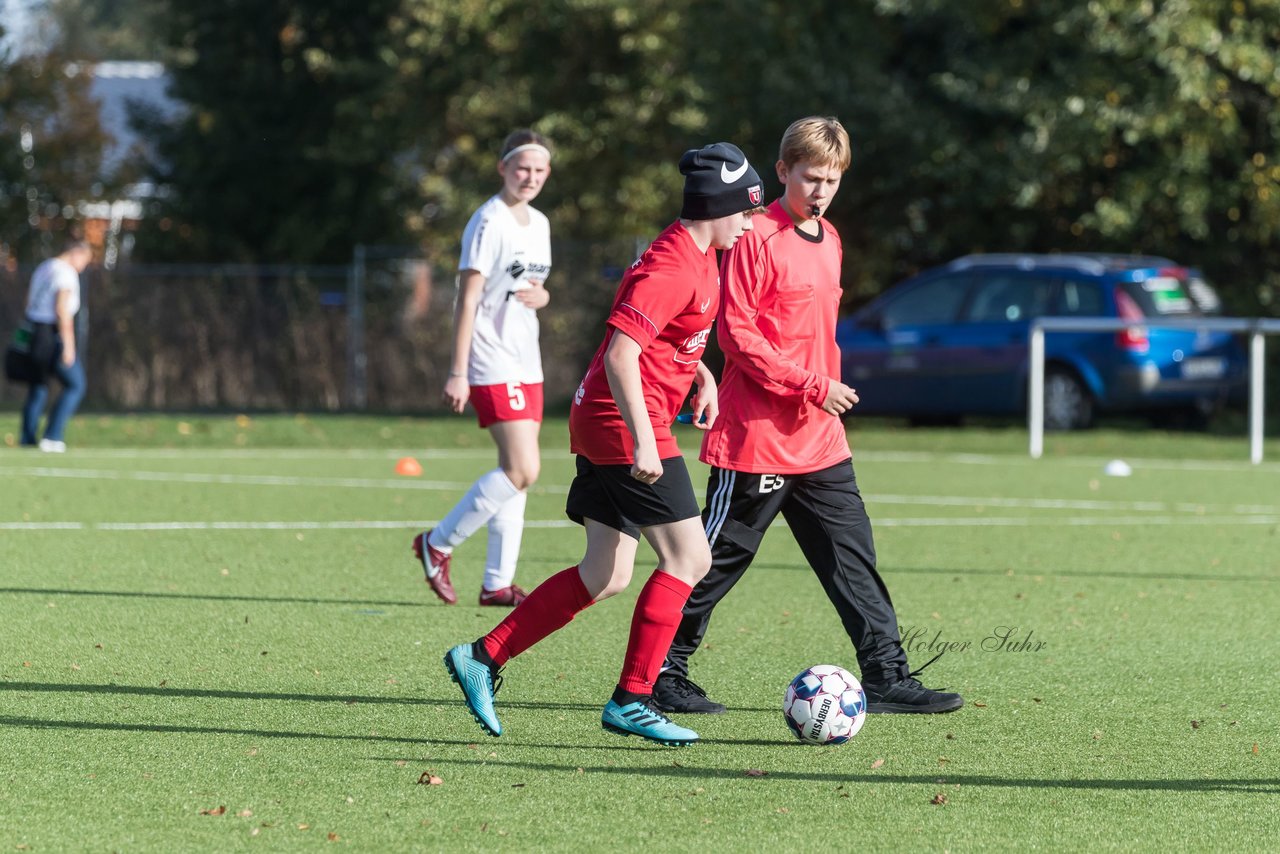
[
  {"x1": 443, "y1": 142, "x2": 765, "y2": 745},
  {"x1": 652, "y1": 117, "x2": 964, "y2": 715}
]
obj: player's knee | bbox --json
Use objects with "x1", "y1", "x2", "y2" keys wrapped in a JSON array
[
  {"x1": 503, "y1": 462, "x2": 539, "y2": 490},
  {"x1": 580, "y1": 560, "x2": 632, "y2": 600},
  {"x1": 662, "y1": 549, "x2": 712, "y2": 587}
]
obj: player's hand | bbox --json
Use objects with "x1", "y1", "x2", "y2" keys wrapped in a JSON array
[
  {"x1": 689, "y1": 379, "x2": 718, "y2": 431},
  {"x1": 60, "y1": 346, "x2": 76, "y2": 367},
  {"x1": 442, "y1": 375, "x2": 470, "y2": 414},
  {"x1": 514, "y1": 283, "x2": 550, "y2": 310},
  {"x1": 820, "y1": 380, "x2": 860, "y2": 416},
  {"x1": 631, "y1": 444, "x2": 664, "y2": 484}
]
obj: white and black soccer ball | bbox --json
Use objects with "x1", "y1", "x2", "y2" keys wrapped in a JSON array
[{"x1": 783, "y1": 664, "x2": 867, "y2": 745}]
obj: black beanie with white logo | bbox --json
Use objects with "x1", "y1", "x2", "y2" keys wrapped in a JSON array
[{"x1": 679, "y1": 142, "x2": 763, "y2": 220}]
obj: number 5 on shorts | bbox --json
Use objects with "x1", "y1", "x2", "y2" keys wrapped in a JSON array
[{"x1": 506, "y1": 382, "x2": 526, "y2": 411}]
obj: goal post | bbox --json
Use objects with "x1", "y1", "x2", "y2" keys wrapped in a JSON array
[{"x1": 1027, "y1": 316, "x2": 1280, "y2": 463}]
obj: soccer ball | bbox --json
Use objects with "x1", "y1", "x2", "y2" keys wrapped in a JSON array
[{"x1": 783, "y1": 664, "x2": 867, "y2": 745}]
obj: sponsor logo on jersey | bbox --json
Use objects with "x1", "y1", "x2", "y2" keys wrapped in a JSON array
[
  {"x1": 678, "y1": 327, "x2": 711, "y2": 355},
  {"x1": 699, "y1": 297, "x2": 711, "y2": 313}
]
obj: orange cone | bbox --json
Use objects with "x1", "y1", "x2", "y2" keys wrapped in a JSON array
[{"x1": 395, "y1": 456, "x2": 423, "y2": 477}]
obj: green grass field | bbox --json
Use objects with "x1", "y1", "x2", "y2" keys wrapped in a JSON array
[{"x1": 2, "y1": 414, "x2": 1278, "y2": 851}]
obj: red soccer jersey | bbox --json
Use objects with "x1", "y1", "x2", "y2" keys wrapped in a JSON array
[
  {"x1": 700, "y1": 200, "x2": 850, "y2": 474},
  {"x1": 570, "y1": 221, "x2": 720, "y2": 464}
]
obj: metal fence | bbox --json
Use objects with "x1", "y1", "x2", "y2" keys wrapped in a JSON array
[{"x1": 1, "y1": 238, "x2": 640, "y2": 412}]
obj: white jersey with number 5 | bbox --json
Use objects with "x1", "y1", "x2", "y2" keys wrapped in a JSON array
[{"x1": 458, "y1": 195, "x2": 552, "y2": 386}]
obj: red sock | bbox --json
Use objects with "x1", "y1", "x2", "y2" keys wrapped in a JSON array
[
  {"x1": 617, "y1": 571, "x2": 693, "y2": 696},
  {"x1": 481, "y1": 566, "x2": 593, "y2": 666}
]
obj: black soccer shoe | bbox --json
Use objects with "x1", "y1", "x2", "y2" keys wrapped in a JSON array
[
  {"x1": 863, "y1": 677, "x2": 964, "y2": 714},
  {"x1": 651, "y1": 673, "x2": 727, "y2": 715}
]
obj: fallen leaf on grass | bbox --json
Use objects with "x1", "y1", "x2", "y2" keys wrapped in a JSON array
[
  {"x1": 776, "y1": 808, "x2": 789, "y2": 814},
  {"x1": 870, "y1": 758, "x2": 885, "y2": 770},
  {"x1": 395, "y1": 760, "x2": 407, "y2": 767},
  {"x1": 237, "y1": 810, "x2": 253, "y2": 818},
  {"x1": 1253, "y1": 744, "x2": 1260, "y2": 755},
  {"x1": 931, "y1": 793, "x2": 948, "y2": 805},
  {"x1": 744, "y1": 769, "x2": 768, "y2": 777},
  {"x1": 417, "y1": 772, "x2": 443, "y2": 785},
  {"x1": 1191, "y1": 720, "x2": 1201, "y2": 729},
  {"x1": 199, "y1": 806, "x2": 227, "y2": 816},
  {"x1": 297, "y1": 824, "x2": 310, "y2": 831},
  {"x1": 328, "y1": 833, "x2": 340, "y2": 841},
  {"x1": 972, "y1": 701, "x2": 987, "y2": 708},
  {"x1": 511, "y1": 783, "x2": 525, "y2": 788}
]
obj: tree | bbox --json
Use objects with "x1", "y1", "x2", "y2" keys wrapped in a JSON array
[
  {"x1": 0, "y1": 40, "x2": 110, "y2": 262},
  {"x1": 136, "y1": 0, "x2": 417, "y2": 262}
]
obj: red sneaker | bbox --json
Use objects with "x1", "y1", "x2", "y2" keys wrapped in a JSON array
[
  {"x1": 413, "y1": 530, "x2": 457, "y2": 605},
  {"x1": 478, "y1": 584, "x2": 528, "y2": 607}
]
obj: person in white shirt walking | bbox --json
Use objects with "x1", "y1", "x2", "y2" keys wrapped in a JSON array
[
  {"x1": 413, "y1": 129, "x2": 554, "y2": 607},
  {"x1": 20, "y1": 239, "x2": 92, "y2": 452}
]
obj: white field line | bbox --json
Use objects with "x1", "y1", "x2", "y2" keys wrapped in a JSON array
[
  {"x1": 3, "y1": 464, "x2": 1274, "y2": 516},
  {"x1": 1, "y1": 466, "x2": 569, "y2": 493},
  {"x1": 0, "y1": 519, "x2": 578, "y2": 531},
  {"x1": 6, "y1": 446, "x2": 1278, "y2": 473},
  {"x1": 29, "y1": 448, "x2": 561, "y2": 461},
  {"x1": 872, "y1": 494, "x2": 1280, "y2": 515},
  {"x1": 1, "y1": 515, "x2": 1276, "y2": 533}
]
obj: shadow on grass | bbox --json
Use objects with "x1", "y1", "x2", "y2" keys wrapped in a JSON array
[
  {"x1": 749, "y1": 564, "x2": 1280, "y2": 584},
  {"x1": 0, "y1": 680, "x2": 618, "y2": 711},
  {"x1": 391, "y1": 755, "x2": 1280, "y2": 793},
  {"x1": 0, "y1": 714, "x2": 688, "y2": 751},
  {"x1": 0, "y1": 586, "x2": 424, "y2": 608}
]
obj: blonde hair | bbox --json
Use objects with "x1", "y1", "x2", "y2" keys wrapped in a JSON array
[{"x1": 778, "y1": 116, "x2": 851, "y2": 172}]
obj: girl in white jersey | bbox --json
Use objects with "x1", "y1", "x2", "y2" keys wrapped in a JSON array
[{"x1": 413, "y1": 129, "x2": 554, "y2": 607}]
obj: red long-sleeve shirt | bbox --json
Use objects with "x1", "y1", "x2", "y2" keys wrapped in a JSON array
[{"x1": 699, "y1": 201, "x2": 851, "y2": 474}]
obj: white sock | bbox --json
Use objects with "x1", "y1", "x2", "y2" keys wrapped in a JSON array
[
  {"x1": 483, "y1": 491, "x2": 527, "y2": 591},
  {"x1": 431, "y1": 468, "x2": 521, "y2": 551}
]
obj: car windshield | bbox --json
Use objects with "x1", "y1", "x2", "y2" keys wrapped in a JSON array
[{"x1": 1120, "y1": 271, "x2": 1222, "y2": 317}]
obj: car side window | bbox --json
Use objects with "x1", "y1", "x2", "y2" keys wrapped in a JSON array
[
  {"x1": 879, "y1": 275, "x2": 971, "y2": 327},
  {"x1": 1056, "y1": 280, "x2": 1105, "y2": 316},
  {"x1": 962, "y1": 274, "x2": 1057, "y2": 323}
]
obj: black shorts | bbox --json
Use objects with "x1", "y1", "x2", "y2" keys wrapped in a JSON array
[{"x1": 565, "y1": 455, "x2": 701, "y2": 540}]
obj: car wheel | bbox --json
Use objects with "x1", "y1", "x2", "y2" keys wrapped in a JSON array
[{"x1": 1043, "y1": 369, "x2": 1093, "y2": 431}]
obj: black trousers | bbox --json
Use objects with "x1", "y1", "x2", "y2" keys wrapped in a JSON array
[{"x1": 664, "y1": 459, "x2": 909, "y2": 686}]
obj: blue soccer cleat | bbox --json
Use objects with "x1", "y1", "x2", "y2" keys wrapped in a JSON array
[
  {"x1": 601, "y1": 698, "x2": 699, "y2": 746},
  {"x1": 443, "y1": 643, "x2": 502, "y2": 736}
]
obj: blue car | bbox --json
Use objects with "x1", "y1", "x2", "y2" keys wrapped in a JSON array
[{"x1": 835, "y1": 253, "x2": 1248, "y2": 429}]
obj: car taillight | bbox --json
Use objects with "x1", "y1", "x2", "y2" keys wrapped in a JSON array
[{"x1": 1114, "y1": 289, "x2": 1148, "y2": 353}]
